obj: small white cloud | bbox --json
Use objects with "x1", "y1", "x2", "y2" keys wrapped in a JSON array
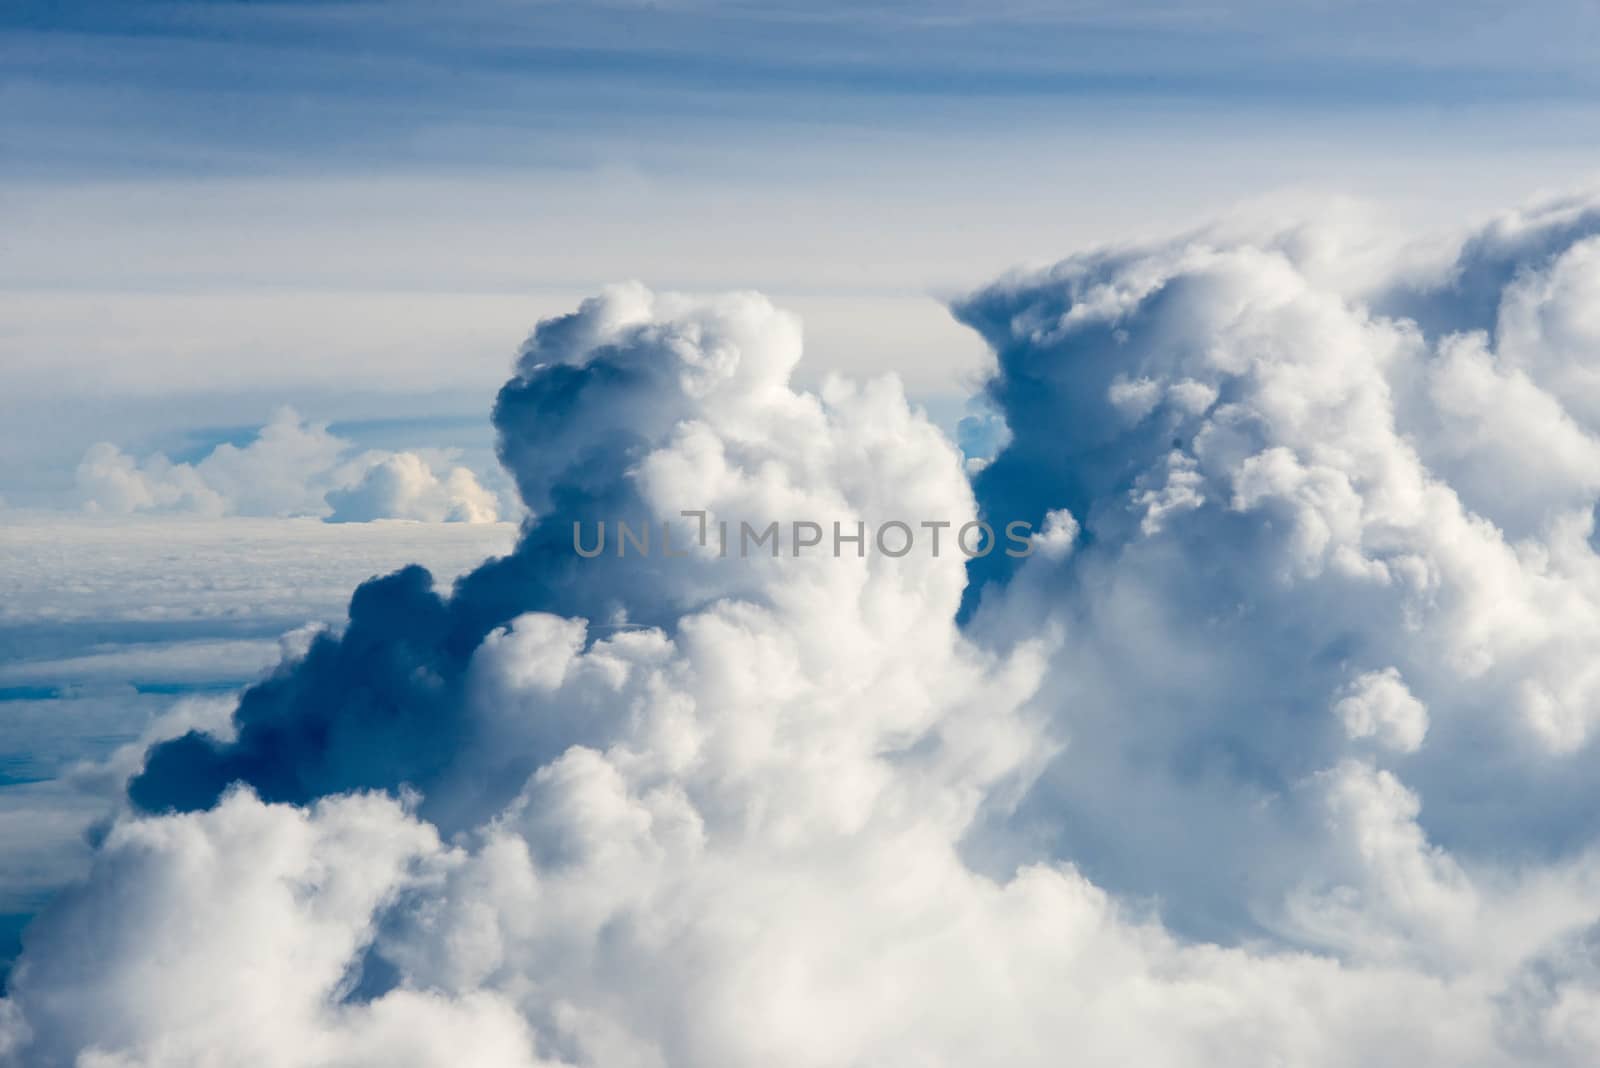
[
  {"x1": 326, "y1": 454, "x2": 499, "y2": 524},
  {"x1": 1167, "y1": 378, "x2": 1218, "y2": 415},
  {"x1": 1134, "y1": 450, "x2": 1205, "y2": 535},
  {"x1": 1334, "y1": 668, "x2": 1429, "y2": 753},
  {"x1": 1032, "y1": 508, "x2": 1079, "y2": 559},
  {"x1": 1108, "y1": 374, "x2": 1163, "y2": 422}
]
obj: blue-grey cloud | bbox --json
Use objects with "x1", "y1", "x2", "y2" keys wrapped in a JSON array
[{"x1": 956, "y1": 194, "x2": 1600, "y2": 944}]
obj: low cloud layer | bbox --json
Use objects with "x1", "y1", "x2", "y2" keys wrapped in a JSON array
[
  {"x1": 76, "y1": 408, "x2": 501, "y2": 523},
  {"x1": 0, "y1": 518, "x2": 520, "y2": 985},
  {"x1": 10, "y1": 196, "x2": 1600, "y2": 1065}
]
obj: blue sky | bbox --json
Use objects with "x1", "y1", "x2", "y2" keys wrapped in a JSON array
[
  {"x1": 7, "y1": 2, "x2": 1600, "y2": 513},
  {"x1": 8, "y1": 0, "x2": 1600, "y2": 165}
]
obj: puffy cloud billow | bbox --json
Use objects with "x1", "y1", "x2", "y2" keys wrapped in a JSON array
[
  {"x1": 11, "y1": 197, "x2": 1600, "y2": 1064},
  {"x1": 76, "y1": 408, "x2": 501, "y2": 523}
]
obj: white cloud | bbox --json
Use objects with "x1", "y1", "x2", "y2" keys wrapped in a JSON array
[
  {"x1": 6, "y1": 789, "x2": 542, "y2": 1067},
  {"x1": 1031, "y1": 508, "x2": 1079, "y2": 559},
  {"x1": 1333, "y1": 668, "x2": 1429, "y2": 753},
  {"x1": 75, "y1": 441, "x2": 226, "y2": 516},
  {"x1": 327, "y1": 453, "x2": 501, "y2": 524},
  {"x1": 16, "y1": 198, "x2": 1600, "y2": 1065},
  {"x1": 75, "y1": 407, "x2": 502, "y2": 523}
]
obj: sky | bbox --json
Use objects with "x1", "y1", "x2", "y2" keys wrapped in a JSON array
[
  {"x1": 6, "y1": 0, "x2": 1600, "y2": 509},
  {"x1": 10, "y1": 3, "x2": 1600, "y2": 1065}
]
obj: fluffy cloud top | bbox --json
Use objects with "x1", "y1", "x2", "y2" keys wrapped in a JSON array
[
  {"x1": 76, "y1": 407, "x2": 502, "y2": 523},
  {"x1": 12, "y1": 197, "x2": 1600, "y2": 1066},
  {"x1": 326, "y1": 454, "x2": 500, "y2": 524}
]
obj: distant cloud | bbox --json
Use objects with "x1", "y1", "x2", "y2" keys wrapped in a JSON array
[
  {"x1": 326, "y1": 453, "x2": 500, "y2": 524},
  {"x1": 75, "y1": 408, "x2": 502, "y2": 523},
  {"x1": 0, "y1": 513, "x2": 516, "y2": 629}
]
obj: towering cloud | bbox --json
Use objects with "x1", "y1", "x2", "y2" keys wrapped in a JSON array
[
  {"x1": 11, "y1": 198, "x2": 1600, "y2": 1066},
  {"x1": 954, "y1": 196, "x2": 1600, "y2": 945},
  {"x1": 125, "y1": 284, "x2": 978, "y2": 831}
]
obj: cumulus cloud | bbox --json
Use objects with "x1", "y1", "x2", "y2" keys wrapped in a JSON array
[
  {"x1": 327, "y1": 453, "x2": 501, "y2": 524},
  {"x1": 76, "y1": 407, "x2": 503, "y2": 523},
  {"x1": 953, "y1": 198, "x2": 1600, "y2": 951},
  {"x1": 1333, "y1": 667, "x2": 1429, "y2": 753},
  {"x1": 9, "y1": 790, "x2": 540, "y2": 1067},
  {"x1": 13, "y1": 198, "x2": 1600, "y2": 1065}
]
